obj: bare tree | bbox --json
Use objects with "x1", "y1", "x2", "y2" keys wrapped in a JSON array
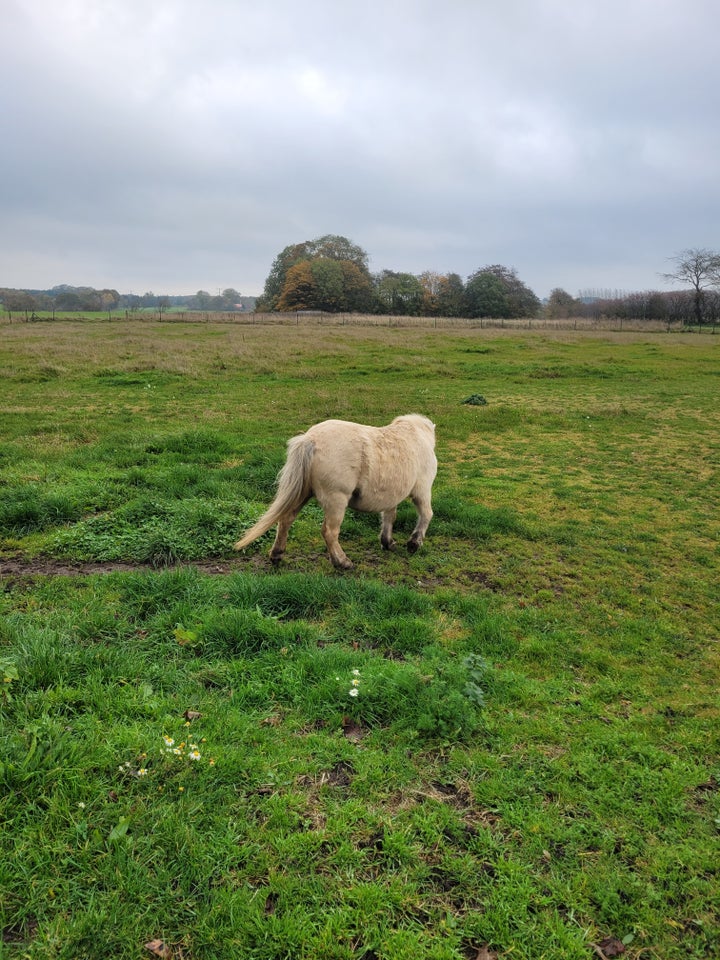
[{"x1": 661, "y1": 248, "x2": 720, "y2": 325}]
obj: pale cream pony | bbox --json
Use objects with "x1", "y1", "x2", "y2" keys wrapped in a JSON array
[{"x1": 234, "y1": 414, "x2": 437, "y2": 569}]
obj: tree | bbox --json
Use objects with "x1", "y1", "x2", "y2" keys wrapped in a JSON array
[
  {"x1": 259, "y1": 235, "x2": 370, "y2": 310},
  {"x1": 220, "y1": 288, "x2": 242, "y2": 310},
  {"x1": 99, "y1": 289, "x2": 120, "y2": 311},
  {"x1": 276, "y1": 257, "x2": 373, "y2": 312},
  {"x1": 464, "y1": 271, "x2": 509, "y2": 318},
  {"x1": 418, "y1": 271, "x2": 443, "y2": 315},
  {"x1": 193, "y1": 290, "x2": 213, "y2": 310},
  {"x1": 276, "y1": 261, "x2": 316, "y2": 311},
  {"x1": 310, "y1": 259, "x2": 345, "y2": 311},
  {"x1": 661, "y1": 248, "x2": 720, "y2": 326},
  {"x1": 436, "y1": 273, "x2": 466, "y2": 317},
  {"x1": 55, "y1": 291, "x2": 84, "y2": 311},
  {"x1": 372, "y1": 270, "x2": 424, "y2": 315},
  {"x1": 335, "y1": 260, "x2": 373, "y2": 312},
  {"x1": 546, "y1": 287, "x2": 579, "y2": 319},
  {"x1": 0, "y1": 289, "x2": 37, "y2": 317},
  {"x1": 487, "y1": 264, "x2": 540, "y2": 317},
  {"x1": 465, "y1": 265, "x2": 540, "y2": 319}
]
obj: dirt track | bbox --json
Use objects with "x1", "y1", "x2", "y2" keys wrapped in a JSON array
[{"x1": 0, "y1": 558, "x2": 245, "y2": 578}]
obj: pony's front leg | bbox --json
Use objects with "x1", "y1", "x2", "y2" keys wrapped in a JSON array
[
  {"x1": 321, "y1": 495, "x2": 353, "y2": 570},
  {"x1": 380, "y1": 507, "x2": 397, "y2": 550},
  {"x1": 407, "y1": 493, "x2": 433, "y2": 554}
]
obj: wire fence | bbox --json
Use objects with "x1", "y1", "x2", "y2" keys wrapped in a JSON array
[{"x1": 3, "y1": 309, "x2": 718, "y2": 333}]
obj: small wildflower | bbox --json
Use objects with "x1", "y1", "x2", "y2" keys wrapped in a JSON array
[
  {"x1": 209, "y1": 759, "x2": 216, "y2": 766},
  {"x1": 188, "y1": 749, "x2": 201, "y2": 761},
  {"x1": 178, "y1": 786, "x2": 185, "y2": 792},
  {"x1": 78, "y1": 802, "x2": 86, "y2": 810},
  {"x1": 349, "y1": 688, "x2": 359, "y2": 697},
  {"x1": 352, "y1": 669, "x2": 360, "y2": 676},
  {"x1": 138, "y1": 768, "x2": 148, "y2": 777},
  {"x1": 173, "y1": 747, "x2": 183, "y2": 755},
  {"x1": 352, "y1": 678, "x2": 360, "y2": 687},
  {"x1": 162, "y1": 736, "x2": 174, "y2": 747}
]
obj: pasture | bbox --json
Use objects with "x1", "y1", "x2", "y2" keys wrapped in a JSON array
[{"x1": 1, "y1": 320, "x2": 718, "y2": 959}]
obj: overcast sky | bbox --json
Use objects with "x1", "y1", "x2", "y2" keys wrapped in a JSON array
[{"x1": 3, "y1": 0, "x2": 719, "y2": 300}]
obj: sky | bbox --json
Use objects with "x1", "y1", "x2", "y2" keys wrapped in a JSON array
[{"x1": 3, "y1": 0, "x2": 719, "y2": 301}]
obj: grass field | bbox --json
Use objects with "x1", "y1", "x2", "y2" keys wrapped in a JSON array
[{"x1": 1, "y1": 320, "x2": 718, "y2": 959}]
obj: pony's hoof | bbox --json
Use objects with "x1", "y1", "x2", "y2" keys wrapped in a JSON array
[
  {"x1": 406, "y1": 539, "x2": 420, "y2": 554},
  {"x1": 381, "y1": 538, "x2": 397, "y2": 552},
  {"x1": 332, "y1": 558, "x2": 354, "y2": 571}
]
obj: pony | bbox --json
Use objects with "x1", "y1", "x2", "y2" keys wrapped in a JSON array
[{"x1": 234, "y1": 414, "x2": 437, "y2": 569}]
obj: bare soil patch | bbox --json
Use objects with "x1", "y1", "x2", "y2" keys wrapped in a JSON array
[{"x1": 0, "y1": 556, "x2": 246, "y2": 579}]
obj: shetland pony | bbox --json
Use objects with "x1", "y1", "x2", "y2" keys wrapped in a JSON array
[{"x1": 234, "y1": 414, "x2": 437, "y2": 569}]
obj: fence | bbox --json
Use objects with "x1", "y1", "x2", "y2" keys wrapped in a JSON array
[{"x1": 2, "y1": 309, "x2": 717, "y2": 333}]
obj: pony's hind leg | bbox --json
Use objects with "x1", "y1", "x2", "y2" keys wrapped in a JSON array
[
  {"x1": 407, "y1": 491, "x2": 433, "y2": 554},
  {"x1": 269, "y1": 506, "x2": 303, "y2": 564},
  {"x1": 320, "y1": 494, "x2": 353, "y2": 570},
  {"x1": 380, "y1": 506, "x2": 397, "y2": 550}
]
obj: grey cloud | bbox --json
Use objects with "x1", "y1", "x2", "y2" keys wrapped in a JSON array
[{"x1": 2, "y1": 0, "x2": 719, "y2": 298}]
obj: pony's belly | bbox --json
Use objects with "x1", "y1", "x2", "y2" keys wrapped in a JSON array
[{"x1": 349, "y1": 487, "x2": 407, "y2": 512}]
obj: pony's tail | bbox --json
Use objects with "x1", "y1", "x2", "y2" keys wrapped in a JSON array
[{"x1": 234, "y1": 435, "x2": 314, "y2": 550}]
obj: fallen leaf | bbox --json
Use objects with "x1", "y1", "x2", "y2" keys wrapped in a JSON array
[
  {"x1": 174, "y1": 625, "x2": 199, "y2": 647},
  {"x1": 474, "y1": 946, "x2": 498, "y2": 960},
  {"x1": 341, "y1": 716, "x2": 367, "y2": 742},
  {"x1": 593, "y1": 937, "x2": 626, "y2": 958},
  {"x1": 144, "y1": 940, "x2": 173, "y2": 958},
  {"x1": 183, "y1": 710, "x2": 202, "y2": 721},
  {"x1": 261, "y1": 714, "x2": 282, "y2": 727},
  {"x1": 264, "y1": 892, "x2": 279, "y2": 915}
]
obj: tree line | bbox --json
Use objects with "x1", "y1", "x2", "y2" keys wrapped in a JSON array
[
  {"x1": 0, "y1": 285, "x2": 253, "y2": 317},
  {"x1": 3, "y1": 243, "x2": 719, "y2": 324},
  {"x1": 257, "y1": 237, "x2": 720, "y2": 324},
  {"x1": 255, "y1": 235, "x2": 541, "y2": 318}
]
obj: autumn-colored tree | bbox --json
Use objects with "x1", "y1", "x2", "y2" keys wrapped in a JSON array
[
  {"x1": 418, "y1": 270, "x2": 443, "y2": 315},
  {"x1": 259, "y1": 235, "x2": 370, "y2": 310},
  {"x1": 276, "y1": 261, "x2": 316, "y2": 311},
  {"x1": 276, "y1": 258, "x2": 373, "y2": 312},
  {"x1": 99, "y1": 289, "x2": 121, "y2": 311}
]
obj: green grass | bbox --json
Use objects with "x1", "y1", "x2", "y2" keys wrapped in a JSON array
[{"x1": 0, "y1": 320, "x2": 718, "y2": 959}]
